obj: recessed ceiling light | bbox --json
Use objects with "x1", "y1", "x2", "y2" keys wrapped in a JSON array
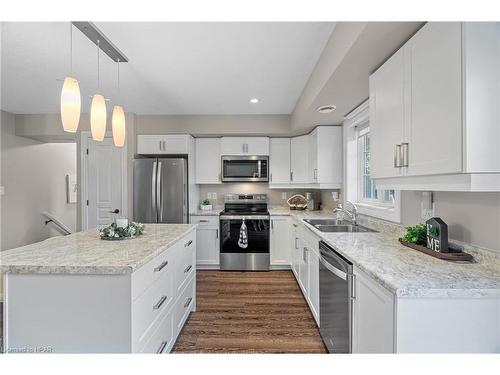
[
  {"x1": 250, "y1": 98, "x2": 259, "y2": 104},
  {"x1": 317, "y1": 105, "x2": 336, "y2": 114}
]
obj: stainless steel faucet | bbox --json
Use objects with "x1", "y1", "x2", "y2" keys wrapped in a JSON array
[{"x1": 333, "y1": 201, "x2": 358, "y2": 225}]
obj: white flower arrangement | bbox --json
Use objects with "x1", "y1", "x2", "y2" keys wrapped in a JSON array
[{"x1": 100, "y1": 221, "x2": 145, "y2": 240}]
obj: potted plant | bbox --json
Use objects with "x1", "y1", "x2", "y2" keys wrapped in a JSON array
[{"x1": 200, "y1": 198, "x2": 212, "y2": 211}]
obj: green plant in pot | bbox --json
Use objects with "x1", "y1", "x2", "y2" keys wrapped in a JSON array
[
  {"x1": 200, "y1": 198, "x2": 212, "y2": 211},
  {"x1": 401, "y1": 224, "x2": 427, "y2": 246}
]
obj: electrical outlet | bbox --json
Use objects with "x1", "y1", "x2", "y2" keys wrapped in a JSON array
[
  {"x1": 281, "y1": 192, "x2": 287, "y2": 200},
  {"x1": 331, "y1": 191, "x2": 339, "y2": 201},
  {"x1": 213, "y1": 192, "x2": 217, "y2": 200}
]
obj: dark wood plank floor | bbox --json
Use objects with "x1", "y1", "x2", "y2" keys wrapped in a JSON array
[{"x1": 173, "y1": 271, "x2": 326, "y2": 354}]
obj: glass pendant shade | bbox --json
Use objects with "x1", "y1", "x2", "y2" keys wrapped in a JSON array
[
  {"x1": 60, "y1": 77, "x2": 81, "y2": 133},
  {"x1": 90, "y1": 94, "x2": 107, "y2": 141},
  {"x1": 112, "y1": 105, "x2": 126, "y2": 147}
]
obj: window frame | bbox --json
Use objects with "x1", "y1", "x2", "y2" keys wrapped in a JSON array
[{"x1": 343, "y1": 100, "x2": 401, "y2": 223}]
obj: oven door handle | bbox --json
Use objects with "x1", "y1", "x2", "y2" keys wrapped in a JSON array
[
  {"x1": 220, "y1": 215, "x2": 270, "y2": 220},
  {"x1": 319, "y1": 254, "x2": 348, "y2": 280}
]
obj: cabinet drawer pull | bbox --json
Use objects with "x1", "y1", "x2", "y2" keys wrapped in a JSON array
[
  {"x1": 156, "y1": 340, "x2": 168, "y2": 354},
  {"x1": 294, "y1": 237, "x2": 299, "y2": 249},
  {"x1": 154, "y1": 260, "x2": 169, "y2": 273},
  {"x1": 184, "y1": 264, "x2": 192, "y2": 274},
  {"x1": 303, "y1": 247, "x2": 308, "y2": 262},
  {"x1": 184, "y1": 297, "x2": 193, "y2": 308},
  {"x1": 199, "y1": 219, "x2": 209, "y2": 223},
  {"x1": 153, "y1": 295, "x2": 168, "y2": 310},
  {"x1": 184, "y1": 240, "x2": 193, "y2": 247},
  {"x1": 401, "y1": 142, "x2": 409, "y2": 167}
]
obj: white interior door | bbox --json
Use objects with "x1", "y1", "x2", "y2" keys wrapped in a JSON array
[{"x1": 85, "y1": 136, "x2": 127, "y2": 229}]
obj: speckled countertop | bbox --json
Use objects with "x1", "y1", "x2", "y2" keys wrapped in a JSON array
[
  {"x1": 190, "y1": 207, "x2": 223, "y2": 216},
  {"x1": 0, "y1": 224, "x2": 196, "y2": 275},
  {"x1": 270, "y1": 207, "x2": 500, "y2": 299}
]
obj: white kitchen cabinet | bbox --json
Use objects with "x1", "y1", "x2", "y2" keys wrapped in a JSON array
[
  {"x1": 195, "y1": 138, "x2": 221, "y2": 184},
  {"x1": 290, "y1": 221, "x2": 300, "y2": 278},
  {"x1": 269, "y1": 138, "x2": 291, "y2": 184},
  {"x1": 137, "y1": 135, "x2": 191, "y2": 155},
  {"x1": 307, "y1": 247, "x2": 320, "y2": 324},
  {"x1": 191, "y1": 215, "x2": 220, "y2": 268},
  {"x1": 298, "y1": 245, "x2": 309, "y2": 295},
  {"x1": 220, "y1": 137, "x2": 269, "y2": 155},
  {"x1": 290, "y1": 135, "x2": 310, "y2": 183},
  {"x1": 371, "y1": 22, "x2": 500, "y2": 191},
  {"x1": 309, "y1": 126, "x2": 343, "y2": 186},
  {"x1": 352, "y1": 266, "x2": 394, "y2": 353},
  {"x1": 369, "y1": 47, "x2": 406, "y2": 179},
  {"x1": 270, "y1": 216, "x2": 290, "y2": 266},
  {"x1": 406, "y1": 22, "x2": 462, "y2": 177}
]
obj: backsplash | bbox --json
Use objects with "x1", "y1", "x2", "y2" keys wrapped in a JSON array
[{"x1": 198, "y1": 183, "x2": 340, "y2": 208}]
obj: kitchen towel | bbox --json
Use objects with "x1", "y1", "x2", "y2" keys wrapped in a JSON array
[{"x1": 238, "y1": 218, "x2": 248, "y2": 249}]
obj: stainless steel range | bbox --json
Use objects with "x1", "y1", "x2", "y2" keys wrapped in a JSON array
[{"x1": 219, "y1": 194, "x2": 270, "y2": 271}]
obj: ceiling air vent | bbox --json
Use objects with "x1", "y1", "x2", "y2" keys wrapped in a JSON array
[{"x1": 316, "y1": 105, "x2": 336, "y2": 114}]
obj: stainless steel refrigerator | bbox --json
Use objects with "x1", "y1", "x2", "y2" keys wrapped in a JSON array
[{"x1": 133, "y1": 158, "x2": 188, "y2": 223}]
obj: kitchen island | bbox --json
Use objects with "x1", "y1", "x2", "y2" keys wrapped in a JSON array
[{"x1": 0, "y1": 224, "x2": 197, "y2": 353}]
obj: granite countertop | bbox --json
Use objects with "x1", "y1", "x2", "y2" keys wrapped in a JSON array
[
  {"x1": 0, "y1": 224, "x2": 196, "y2": 275},
  {"x1": 190, "y1": 207, "x2": 223, "y2": 216},
  {"x1": 270, "y1": 207, "x2": 500, "y2": 299}
]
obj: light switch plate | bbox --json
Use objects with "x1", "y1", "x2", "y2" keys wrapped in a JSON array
[
  {"x1": 281, "y1": 192, "x2": 287, "y2": 200},
  {"x1": 212, "y1": 192, "x2": 217, "y2": 200}
]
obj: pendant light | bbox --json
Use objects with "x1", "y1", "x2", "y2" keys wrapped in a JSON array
[
  {"x1": 90, "y1": 39, "x2": 107, "y2": 141},
  {"x1": 60, "y1": 23, "x2": 81, "y2": 133},
  {"x1": 112, "y1": 59, "x2": 126, "y2": 147}
]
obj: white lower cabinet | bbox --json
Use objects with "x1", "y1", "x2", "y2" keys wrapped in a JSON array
[
  {"x1": 307, "y1": 248, "x2": 320, "y2": 324},
  {"x1": 290, "y1": 222, "x2": 300, "y2": 277},
  {"x1": 351, "y1": 266, "x2": 395, "y2": 353},
  {"x1": 270, "y1": 216, "x2": 290, "y2": 266},
  {"x1": 191, "y1": 215, "x2": 220, "y2": 268}
]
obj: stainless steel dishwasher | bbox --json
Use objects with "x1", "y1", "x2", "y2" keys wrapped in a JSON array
[{"x1": 319, "y1": 241, "x2": 354, "y2": 353}]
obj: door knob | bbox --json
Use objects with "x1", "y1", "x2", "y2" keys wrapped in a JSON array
[{"x1": 110, "y1": 209, "x2": 120, "y2": 214}]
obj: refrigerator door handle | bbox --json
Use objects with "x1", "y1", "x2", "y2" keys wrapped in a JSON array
[
  {"x1": 152, "y1": 161, "x2": 157, "y2": 221},
  {"x1": 157, "y1": 161, "x2": 163, "y2": 222}
]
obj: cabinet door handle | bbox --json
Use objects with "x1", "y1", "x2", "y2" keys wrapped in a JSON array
[
  {"x1": 184, "y1": 240, "x2": 193, "y2": 247},
  {"x1": 270, "y1": 173, "x2": 272, "y2": 182},
  {"x1": 184, "y1": 264, "x2": 192, "y2": 273},
  {"x1": 350, "y1": 274, "x2": 357, "y2": 300},
  {"x1": 290, "y1": 171, "x2": 293, "y2": 181},
  {"x1": 303, "y1": 247, "x2": 308, "y2": 262},
  {"x1": 156, "y1": 341, "x2": 168, "y2": 354},
  {"x1": 184, "y1": 297, "x2": 193, "y2": 308},
  {"x1": 216, "y1": 229, "x2": 218, "y2": 239},
  {"x1": 313, "y1": 169, "x2": 318, "y2": 180},
  {"x1": 218, "y1": 173, "x2": 221, "y2": 182},
  {"x1": 154, "y1": 259, "x2": 169, "y2": 273},
  {"x1": 199, "y1": 219, "x2": 209, "y2": 223},
  {"x1": 271, "y1": 219, "x2": 274, "y2": 230},
  {"x1": 294, "y1": 237, "x2": 298, "y2": 249},
  {"x1": 153, "y1": 295, "x2": 168, "y2": 310},
  {"x1": 292, "y1": 223, "x2": 298, "y2": 228},
  {"x1": 163, "y1": 141, "x2": 167, "y2": 151},
  {"x1": 394, "y1": 144, "x2": 401, "y2": 168},
  {"x1": 401, "y1": 143, "x2": 409, "y2": 167}
]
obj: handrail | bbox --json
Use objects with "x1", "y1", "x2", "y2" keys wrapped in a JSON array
[{"x1": 42, "y1": 212, "x2": 72, "y2": 236}]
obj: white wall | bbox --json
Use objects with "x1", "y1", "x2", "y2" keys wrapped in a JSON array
[
  {"x1": 401, "y1": 191, "x2": 500, "y2": 252},
  {"x1": 0, "y1": 110, "x2": 77, "y2": 251}
]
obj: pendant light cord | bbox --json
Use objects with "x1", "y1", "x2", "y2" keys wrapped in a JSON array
[
  {"x1": 97, "y1": 39, "x2": 100, "y2": 90},
  {"x1": 117, "y1": 58, "x2": 121, "y2": 103},
  {"x1": 69, "y1": 23, "x2": 73, "y2": 75}
]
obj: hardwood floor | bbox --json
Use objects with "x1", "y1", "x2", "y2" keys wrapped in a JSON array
[{"x1": 173, "y1": 271, "x2": 327, "y2": 354}]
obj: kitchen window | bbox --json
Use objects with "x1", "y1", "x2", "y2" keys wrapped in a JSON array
[{"x1": 344, "y1": 100, "x2": 401, "y2": 222}]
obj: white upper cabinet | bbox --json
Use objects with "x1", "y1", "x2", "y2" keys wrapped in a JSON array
[
  {"x1": 370, "y1": 48, "x2": 406, "y2": 179},
  {"x1": 310, "y1": 126, "x2": 343, "y2": 186},
  {"x1": 269, "y1": 138, "x2": 291, "y2": 184},
  {"x1": 406, "y1": 22, "x2": 462, "y2": 176},
  {"x1": 220, "y1": 137, "x2": 269, "y2": 155},
  {"x1": 137, "y1": 135, "x2": 191, "y2": 155},
  {"x1": 370, "y1": 22, "x2": 500, "y2": 191},
  {"x1": 195, "y1": 138, "x2": 221, "y2": 184},
  {"x1": 290, "y1": 135, "x2": 310, "y2": 183}
]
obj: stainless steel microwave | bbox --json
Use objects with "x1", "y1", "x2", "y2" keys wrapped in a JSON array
[{"x1": 221, "y1": 155, "x2": 269, "y2": 182}]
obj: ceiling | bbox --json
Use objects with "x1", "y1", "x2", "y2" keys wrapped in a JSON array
[{"x1": 1, "y1": 22, "x2": 335, "y2": 115}]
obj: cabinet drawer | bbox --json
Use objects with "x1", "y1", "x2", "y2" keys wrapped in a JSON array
[
  {"x1": 174, "y1": 276, "x2": 196, "y2": 334},
  {"x1": 191, "y1": 215, "x2": 219, "y2": 228},
  {"x1": 139, "y1": 310, "x2": 174, "y2": 354},
  {"x1": 174, "y1": 233, "x2": 196, "y2": 292},
  {"x1": 132, "y1": 244, "x2": 179, "y2": 301},
  {"x1": 132, "y1": 268, "x2": 174, "y2": 349},
  {"x1": 299, "y1": 224, "x2": 320, "y2": 253}
]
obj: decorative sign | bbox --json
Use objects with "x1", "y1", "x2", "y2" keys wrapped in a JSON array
[{"x1": 426, "y1": 217, "x2": 449, "y2": 253}]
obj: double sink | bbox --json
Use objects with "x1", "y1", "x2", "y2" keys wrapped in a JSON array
[{"x1": 303, "y1": 219, "x2": 378, "y2": 233}]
